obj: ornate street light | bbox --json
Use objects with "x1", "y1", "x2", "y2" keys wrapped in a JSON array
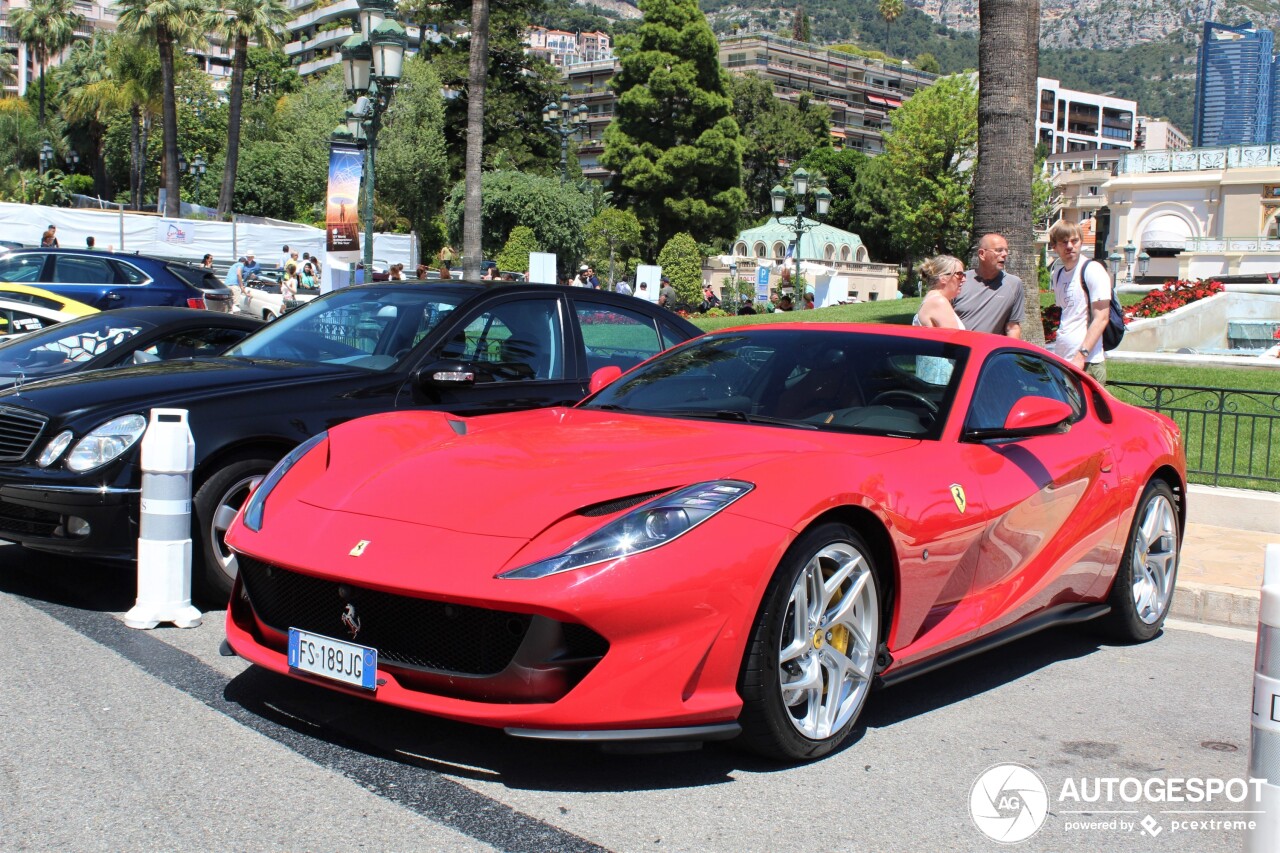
[
  {"x1": 771, "y1": 167, "x2": 834, "y2": 304},
  {"x1": 64, "y1": 148, "x2": 80, "y2": 170},
  {"x1": 39, "y1": 140, "x2": 55, "y2": 175},
  {"x1": 1107, "y1": 250, "x2": 1121, "y2": 281},
  {"x1": 1123, "y1": 239, "x2": 1137, "y2": 283},
  {"x1": 190, "y1": 153, "x2": 207, "y2": 204},
  {"x1": 1137, "y1": 250, "x2": 1151, "y2": 279},
  {"x1": 542, "y1": 94, "x2": 588, "y2": 184},
  {"x1": 340, "y1": 0, "x2": 408, "y2": 271}
]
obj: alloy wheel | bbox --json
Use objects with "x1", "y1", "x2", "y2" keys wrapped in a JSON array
[{"x1": 1131, "y1": 492, "x2": 1178, "y2": 624}]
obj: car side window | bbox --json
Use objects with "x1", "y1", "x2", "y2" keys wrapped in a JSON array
[
  {"x1": 966, "y1": 351, "x2": 1085, "y2": 432},
  {"x1": 440, "y1": 298, "x2": 565, "y2": 381},
  {"x1": 0, "y1": 307, "x2": 60, "y2": 337},
  {"x1": 573, "y1": 300, "x2": 665, "y2": 373},
  {"x1": 0, "y1": 255, "x2": 46, "y2": 283},
  {"x1": 116, "y1": 262, "x2": 148, "y2": 284},
  {"x1": 52, "y1": 255, "x2": 115, "y2": 285}
]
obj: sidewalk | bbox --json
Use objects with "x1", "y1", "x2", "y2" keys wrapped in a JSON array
[{"x1": 1172, "y1": 486, "x2": 1280, "y2": 629}]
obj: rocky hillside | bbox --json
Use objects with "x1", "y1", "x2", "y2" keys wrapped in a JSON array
[{"x1": 908, "y1": 0, "x2": 1280, "y2": 50}]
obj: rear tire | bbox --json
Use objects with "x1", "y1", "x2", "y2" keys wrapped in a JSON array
[
  {"x1": 1099, "y1": 480, "x2": 1180, "y2": 643},
  {"x1": 737, "y1": 522, "x2": 881, "y2": 761},
  {"x1": 192, "y1": 454, "x2": 276, "y2": 606}
]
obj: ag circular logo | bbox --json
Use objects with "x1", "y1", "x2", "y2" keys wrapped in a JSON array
[{"x1": 969, "y1": 763, "x2": 1049, "y2": 844}]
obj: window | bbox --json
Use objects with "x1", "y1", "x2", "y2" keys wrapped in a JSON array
[
  {"x1": 0, "y1": 254, "x2": 46, "y2": 283},
  {"x1": 754, "y1": 242, "x2": 767, "y2": 258},
  {"x1": 575, "y1": 300, "x2": 665, "y2": 373},
  {"x1": 824, "y1": 243, "x2": 836, "y2": 260},
  {"x1": 133, "y1": 327, "x2": 254, "y2": 362},
  {"x1": 734, "y1": 242, "x2": 748, "y2": 256},
  {"x1": 965, "y1": 352, "x2": 1084, "y2": 433},
  {"x1": 52, "y1": 255, "x2": 115, "y2": 284},
  {"x1": 841, "y1": 246, "x2": 851, "y2": 261},
  {"x1": 772, "y1": 242, "x2": 786, "y2": 258},
  {"x1": 0, "y1": 307, "x2": 61, "y2": 337},
  {"x1": 440, "y1": 298, "x2": 564, "y2": 381}
]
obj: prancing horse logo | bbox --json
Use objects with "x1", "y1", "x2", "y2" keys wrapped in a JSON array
[
  {"x1": 340, "y1": 603, "x2": 361, "y2": 640},
  {"x1": 950, "y1": 484, "x2": 967, "y2": 513}
]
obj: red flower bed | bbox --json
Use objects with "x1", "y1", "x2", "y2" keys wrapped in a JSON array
[
  {"x1": 1041, "y1": 277, "x2": 1224, "y2": 341},
  {"x1": 1127, "y1": 278, "x2": 1225, "y2": 319}
]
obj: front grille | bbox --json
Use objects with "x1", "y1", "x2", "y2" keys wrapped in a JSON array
[
  {"x1": 239, "y1": 556, "x2": 532, "y2": 676},
  {"x1": 0, "y1": 500, "x2": 60, "y2": 537},
  {"x1": 0, "y1": 405, "x2": 47, "y2": 462}
]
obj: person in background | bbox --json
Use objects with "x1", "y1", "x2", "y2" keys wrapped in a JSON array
[
  {"x1": 300, "y1": 263, "x2": 317, "y2": 290},
  {"x1": 803, "y1": 292, "x2": 815, "y2": 310},
  {"x1": 637, "y1": 281, "x2": 650, "y2": 300},
  {"x1": 778, "y1": 294, "x2": 794, "y2": 312},
  {"x1": 1048, "y1": 220, "x2": 1111, "y2": 382},
  {"x1": 224, "y1": 256, "x2": 248, "y2": 309},
  {"x1": 415, "y1": 263, "x2": 429, "y2": 280},
  {"x1": 954, "y1": 232, "x2": 1024, "y2": 337},
  {"x1": 200, "y1": 253, "x2": 215, "y2": 269},
  {"x1": 40, "y1": 226, "x2": 58, "y2": 247},
  {"x1": 278, "y1": 245, "x2": 291, "y2": 270},
  {"x1": 573, "y1": 265, "x2": 592, "y2": 287},
  {"x1": 354, "y1": 262, "x2": 366, "y2": 284},
  {"x1": 85, "y1": 236, "x2": 96, "y2": 250},
  {"x1": 242, "y1": 252, "x2": 261, "y2": 278},
  {"x1": 437, "y1": 263, "x2": 451, "y2": 281},
  {"x1": 615, "y1": 278, "x2": 633, "y2": 296},
  {"x1": 586, "y1": 266, "x2": 599, "y2": 289},
  {"x1": 737, "y1": 297, "x2": 756, "y2": 316},
  {"x1": 388, "y1": 263, "x2": 404, "y2": 281},
  {"x1": 913, "y1": 255, "x2": 966, "y2": 329},
  {"x1": 658, "y1": 276, "x2": 677, "y2": 309}
]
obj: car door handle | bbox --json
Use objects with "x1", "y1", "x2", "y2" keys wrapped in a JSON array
[
  {"x1": 1100, "y1": 447, "x2": 1114, "y2": 473},
  {"x1": 105, "y1": 292, "x2": 124, "y2": 301}
]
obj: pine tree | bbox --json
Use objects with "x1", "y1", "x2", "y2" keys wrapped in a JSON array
[{"x1": 600, "y1": 0, "x2": 746, "y2": 252}]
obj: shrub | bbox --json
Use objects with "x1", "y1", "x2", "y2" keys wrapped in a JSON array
[
  {"x1": 656, "y1": 232, "x2": 704, "y2": 308},
  {"x1": 495, "y1": 225, "x2": 539, "y2": 273},
  {"x1": 1127, "y1": 278, "x2": 1225, "y2": 319}
]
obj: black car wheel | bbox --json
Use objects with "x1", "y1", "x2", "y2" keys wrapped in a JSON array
[
  {"x1": 192, "y1": 454, "x2": 276, "y2": 605},
  {"x1": 738, "y1": 522, "x2": 881, "y2": 761},
  {"x1": 1099, "y1": 479, "x2": 1180, "y2": 643}
]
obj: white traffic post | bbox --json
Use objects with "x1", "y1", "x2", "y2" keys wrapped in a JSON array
[
  {"x1": 1247, "y1": 544, "x2": 1280, "y2": 852},
  {"x1": 123, "y1": 409, "x2": 201, "y2": 629}
]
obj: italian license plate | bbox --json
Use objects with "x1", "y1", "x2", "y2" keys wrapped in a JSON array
[{"x1": 288, "y1": 628, "x2": 377, "y2": 691}]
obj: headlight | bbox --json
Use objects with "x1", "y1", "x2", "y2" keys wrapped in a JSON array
[
  {"x1": 499, "y1": 480, "x2": 753, "y2": 580},
  {"x1": 242, "y1": 431, "x2": 328, "y2": 532},
  {"x1": 65, "y1": 415, "x2": 147, "y2": 472},
  {"x1": 37, "y1": 430, "x2": 74, "y2": 467}
]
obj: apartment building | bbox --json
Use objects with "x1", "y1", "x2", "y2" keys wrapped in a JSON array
[
  {"x1": 526, "y1": 25, "x2": 610, "y2": 68},
  {"x1": 1037, "y1": 77, "x2": 1138, "y2": 154},
  {"x1": 1135, "y1": 116, "x2": 1190, "y2": 151},
  {"x1": 1193, "y1": 21, "x2": 1279, "y2": 147},
  {"x1": 283, "y1": 0, "x2": 431, "y2": 79}
]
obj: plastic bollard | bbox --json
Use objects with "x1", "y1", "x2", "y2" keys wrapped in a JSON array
[
  {"x1": 1247, "y1": 543, "x2": 1280, "y2": 852},
  {"x1": 123, "y1": 409, "x2": 202, "y2": 629}
]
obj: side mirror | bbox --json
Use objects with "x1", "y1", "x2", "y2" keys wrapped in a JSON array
[
  {"x1": 132, "y1": 349, "x2": 161, "y2": 364},
  {"x1": 589, "y1": 365, "x2": 622, "y2": 395},
  {"x1": 417, "y1": 360, "x2": 479, "y2": 387},
  {"x1": 964, "y1": 396, "x2": 1074, "y2": 442}
]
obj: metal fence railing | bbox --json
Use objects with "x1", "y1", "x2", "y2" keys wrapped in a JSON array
[{"x1": 1107, "y1": 382, "x2": 1280, "y2": 489}]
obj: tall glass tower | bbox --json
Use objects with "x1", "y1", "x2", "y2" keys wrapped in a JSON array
[{"x1": 1194, "y1": 21, "x2": 1276, "y2": 147}]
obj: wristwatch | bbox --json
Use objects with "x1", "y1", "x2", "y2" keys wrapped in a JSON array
[{"x1": 1077, "y1": 347, "x2": 1090, "y2": 358}]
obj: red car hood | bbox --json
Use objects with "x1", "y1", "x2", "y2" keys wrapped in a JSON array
[{"x1": 300, "y1": 407, "x2": 908, "y2": 539}]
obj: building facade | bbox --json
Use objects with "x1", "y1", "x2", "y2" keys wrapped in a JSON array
[
  {"x1": 283, "y1": 0, "x2": 430, "y2": 79},
  {"x1": 1036, "y1": 77, "x2": 1138, "y2": 153},
  {"x1": 526, "y1": 26, "x2": 610, "y2": 68},
  {"x1": 1193, "y1": 21, "x2": 1277, "y2": 147},
  {"x1": 1136, "y1": 116, "x2": 1190, "y2": 151}
]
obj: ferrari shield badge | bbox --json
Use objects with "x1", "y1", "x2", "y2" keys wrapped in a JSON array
[
  {"x1": 349, "y1": 540, "x2": 370, "y2": 557},
  {"x1": 950, "y1": 484, "x2": 967, "y2": 513}
]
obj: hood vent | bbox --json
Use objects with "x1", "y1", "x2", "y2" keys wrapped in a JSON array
[{"x1": 579, "y1": 489, "x2": 668, "y2": 518}]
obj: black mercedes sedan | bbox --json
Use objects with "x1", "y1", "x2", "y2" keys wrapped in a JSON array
[
  {"x1": 0, "y1": 306, "x2": 261, "y2": 391},
  {"x1": 0, "y1": 283, "x2": 699, "y2": 602}
]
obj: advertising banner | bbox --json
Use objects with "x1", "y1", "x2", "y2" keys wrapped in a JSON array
[
  {"x1": 325, "y1": 144, "x2": 363, "y2": 259},
  {"x1": 156, "y1": 219, "x2": 194, "y2": 245}
]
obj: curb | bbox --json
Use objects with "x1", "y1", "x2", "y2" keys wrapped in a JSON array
[{"x1": 1172, "y1": 580, "x2": 1260, "y2": 630}]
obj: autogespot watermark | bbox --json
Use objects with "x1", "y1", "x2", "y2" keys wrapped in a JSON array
[{"x1": 969, "y1": 764, "x2": 1266, "y2": 843}]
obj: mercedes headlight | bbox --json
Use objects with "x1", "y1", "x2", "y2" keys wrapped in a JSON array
[
  {"x1": 37, "y1": 430, "x2": 74, "y2": 468},
  {"x1": 499, "y1": 480, "x2": 753, "y2": 580},
  {"x1": 64, "y1": 415, "x2": 147, "y2": 472},
  {"x1": 242, "y1": 431, "x2": 328, "y2": 532}
]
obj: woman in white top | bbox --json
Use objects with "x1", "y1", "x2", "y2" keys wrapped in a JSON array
[{"x1": 913, "y1": 255, "x2": 966, "y2": 329}]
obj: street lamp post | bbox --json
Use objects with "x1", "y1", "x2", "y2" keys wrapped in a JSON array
[
  {"x1": 64, "y1": 148, "x2": 80, "y2": 171},
  {"x1": 1137, "y1": 250, "x2": 1150, "y2": 282},
  {"x1": 38, "y1": 140, "x2": 54, "y2": 175},
  {"x1": 770, "y1": 167, "x2": 833, "y2": 306},
  {"x1": 542, "y1": 94, "x2": 587, "y2": 184},
  {"x1": 340, "y1": 0, "x2": 406, "y2": 272},
  {"x1": 1107, "y1": 250, "x2": 1121, "y2": 282},
  {"x1": 1123, "y1": 239, "x2": 1137, "y2": 283}
]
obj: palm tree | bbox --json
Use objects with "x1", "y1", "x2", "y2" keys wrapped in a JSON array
[
  {"x1": 57, "y1": 32, "x2": 116, "y2": 197},
  {"x1": 206, "y1": 0, "x2": 288, "y2": 219},
  {"x1": 462, "y1": 0, "x2": 490, "y2": 280},
  {"x1": 116, "y1": 0, "x2": 204, "y2": 218},
  {"x1": 973, "y1": 0, "x2": 1043, "y2": 343},
  {"x1": 877, "y1": 0, "x2": 904, "y2": 58},
  {"x1": 9, "y1": 0, "x2": 83, "y2": 126}
]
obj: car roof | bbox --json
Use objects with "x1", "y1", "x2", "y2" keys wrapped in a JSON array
[
  {"x1": 2, "y1": 247, "x2": 177, "y2": 266},
  {"x1": 60, "y1": 305, "x2": 263, "y2": 327}
]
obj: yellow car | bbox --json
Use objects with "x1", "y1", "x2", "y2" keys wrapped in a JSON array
[{"x1": 0, "y1": 283, "x2": 98, "y2": 317}]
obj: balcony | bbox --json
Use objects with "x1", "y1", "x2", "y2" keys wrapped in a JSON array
[
  {"x1": 1184, "y1": 237, "x2": 1280, "y2": 253},
  {"x1": 1119, "y1": 145, "x2": 1280, "y2": 174}
]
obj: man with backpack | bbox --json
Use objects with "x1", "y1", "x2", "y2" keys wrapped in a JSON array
[{"x1": 1048, "y1": 220, "x2": 1115, "y2": 382}]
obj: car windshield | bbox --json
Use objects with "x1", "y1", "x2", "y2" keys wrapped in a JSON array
[
  {"x1": 0, "y1": 313, "x2": 154, "y2": 375},
  {"x1": 223, "y1": 286, "x2": 463, "y2": 371},
  {"x1": 583, "y1": 328, "x2": 968, "y2": 439}
]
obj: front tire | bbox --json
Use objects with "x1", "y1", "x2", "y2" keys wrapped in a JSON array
[
  {"x1": 738, "y1": 523, "x2": 882, "y2": 761},
  {"x1": 1100, "y1": 479, "x2": 1180, "y2": 642},
  {"x1": 192, "y1": 455, "x2": 276, "y2": 606}
]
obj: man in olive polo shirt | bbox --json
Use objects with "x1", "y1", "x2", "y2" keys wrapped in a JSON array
[{"x1": 953, "y1": 232, "x2": 1025, "y2": 338}]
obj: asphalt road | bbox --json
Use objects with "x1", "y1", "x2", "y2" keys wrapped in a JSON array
[{"x1": 0, "y1": 540, "x2": 1264, "y2": 853}]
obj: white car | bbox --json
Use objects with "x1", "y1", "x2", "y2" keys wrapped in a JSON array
[
  {"x1": 237, "y1": 281, "x2": 319, "y2": 321},
  {"x1": 0, "y1": 296, "x2": 86, "y2": 341}
]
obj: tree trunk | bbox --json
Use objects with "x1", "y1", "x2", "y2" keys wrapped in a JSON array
[
  {"x1": 974, "y1": 0, "x2": 1042, "y2": 344},
  {"x1": 461, "y1": 0, "x2": 489, "y2": 281},
  {"x1": 37, "y1": 46, "x2": 45, "y2": 126},
  {"x1": 158, "y1": 32, "x2": 181, "y2": 218},
  {"x1": 218, "y1": 34, "x2": 248, "y2": 219}
]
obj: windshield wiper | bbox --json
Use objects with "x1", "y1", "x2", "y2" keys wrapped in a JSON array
[{"x1": 651, "y1": 409, "x2": 819, "y2": 429}]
